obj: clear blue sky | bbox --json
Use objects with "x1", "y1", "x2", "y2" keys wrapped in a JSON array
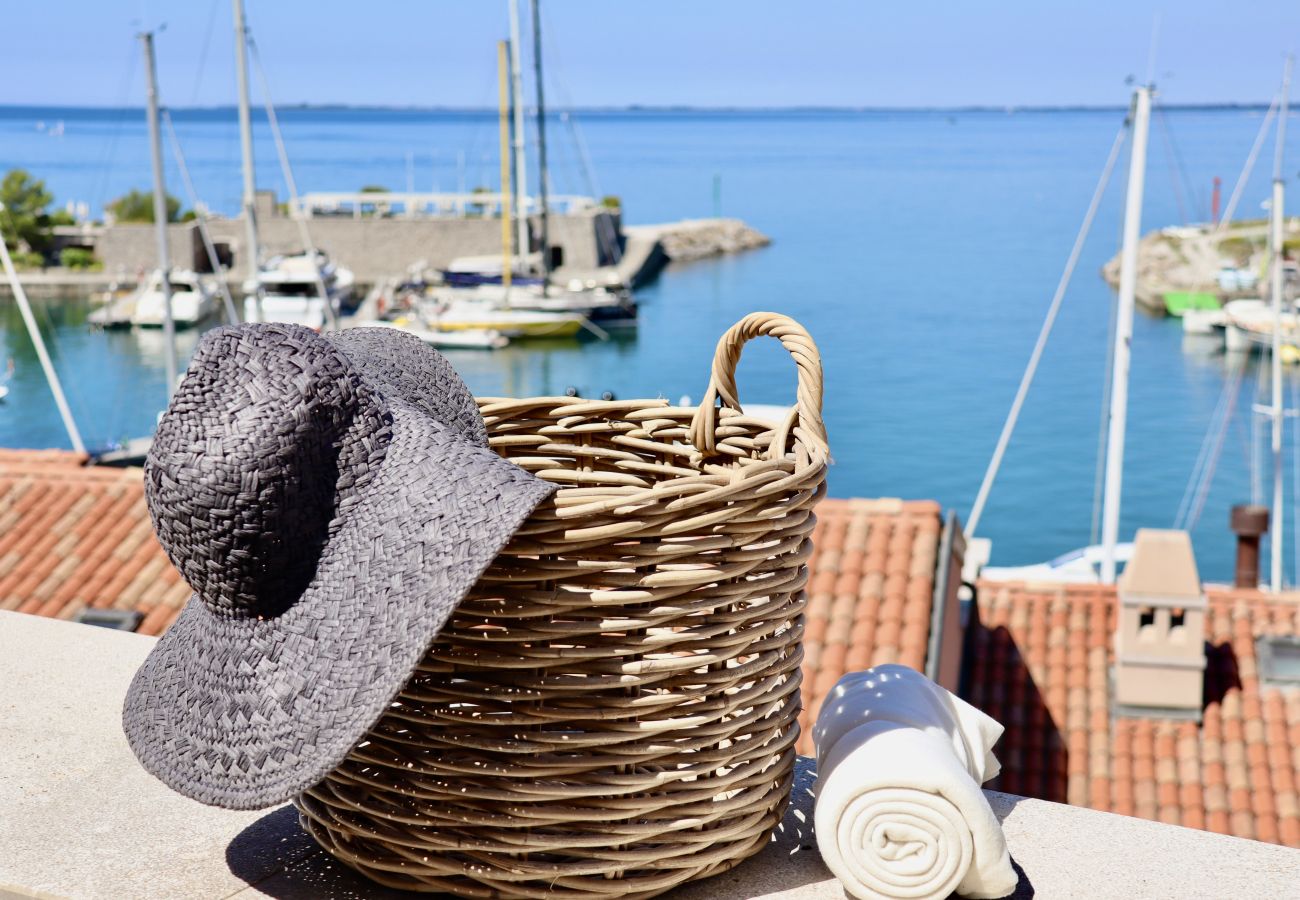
[{"x1": 4, "y1": 1, "x2": 1299, "y2": 108}]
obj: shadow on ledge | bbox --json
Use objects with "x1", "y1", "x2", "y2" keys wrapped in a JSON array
[
  {"x1": 226, "y1": 805, "x2": 418, "y2": 899},
  {"x1": 226, "y1": 761, "x2": 834, "y2": 899}
]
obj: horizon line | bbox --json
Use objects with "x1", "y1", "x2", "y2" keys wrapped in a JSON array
[{"x1": 0, "y1": 100, "x2": 1284, "y2": 115}]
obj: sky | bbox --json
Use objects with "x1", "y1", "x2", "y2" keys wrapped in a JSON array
[{"x1": 2, "y1": 1, "x2": 1299, "y2": 109}]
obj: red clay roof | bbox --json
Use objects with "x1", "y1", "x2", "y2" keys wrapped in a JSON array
[
  {"x1": 2, "y1": 466, "x2": 950, "y2": 760},
  {"x1": 966, "y1": 580, "x2": 1300, "y2": 849},
  {"x1": 797, "y1": 497, "x2": 943, "y2": 755},
  {"x1": 0, "y1": 449, "x2": 187, "y2": 636}
]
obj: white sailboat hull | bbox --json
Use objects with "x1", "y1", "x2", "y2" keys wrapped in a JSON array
[
  {"x1": 131, "y1": 287, "x2": 216, "y2": 327},
  {"x1": 353, "y1": 320, "x2": 509, "y2": 350}
]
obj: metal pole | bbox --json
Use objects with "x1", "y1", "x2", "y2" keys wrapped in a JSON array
[
  {"x1": 141, "y1": 31, "x2": 177, "y2": 398},
  {"x1": 1270, "y1": 55, "x2": 1293, "y2": 592},
  {"x1": 509, "y1": 0, "x2": 529, "y2": 258},
  {"x1": 498, "y1": 41, "x2": 514, "y2": 296},
  {"x1": 162, "y1": 110, "x2": 239, "y2": 324},
  {"x1": 0, "y1": 213, "x2": 85, "y2": 453},
  {"x1": 232, "y1": 0, "x2": 262, "y2": 317},
  {"x1": 530, "y1": 0, "x2": 551, "y2": 286},
  {"x1": 246, "y1": 35, "x2": 338, "y2": 330},
  {"x1": 1100, "y1": 86, "x2": 1152, "y2": 585}
]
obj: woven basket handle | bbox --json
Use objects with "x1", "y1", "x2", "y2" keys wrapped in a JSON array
[{"x1": 689, "y1": 312, "x2": 828, "y2": 460}]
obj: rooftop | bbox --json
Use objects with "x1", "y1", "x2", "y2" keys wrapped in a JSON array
[
  {"x1": 797, "y1": 497, "x2": 943, "y2": 754},
  {"x1": 7, "y1": 459, "x2": 1300, "y2": 858},
  {"x1": 0, "y1": 448, "x2": 186, "y2": 635},
  {"x1": 966, "y1": 579, "x2": 1300, "y2": 848},
  {"x1": 4, "y1": 610, "x2": 1297, "y2": 900}
]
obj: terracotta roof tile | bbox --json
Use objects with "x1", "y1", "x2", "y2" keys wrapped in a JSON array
[
  {"x1": 0, "y1": 449, "x2": 183, "y2": 635},
  {"x1": 966, "y1": 579, "x2": 1300, "y2": 849},
  {"x1": 796, "y1": 497, "x2": 944, "y2": 755}
]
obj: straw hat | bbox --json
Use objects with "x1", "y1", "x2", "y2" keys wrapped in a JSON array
[{"x1": 123, "y1": 323, "x2": 554, "y2": 810}]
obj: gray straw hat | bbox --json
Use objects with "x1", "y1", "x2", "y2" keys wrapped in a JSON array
[{"x1": 123, "y1": 323, "x2": 554, "y2": 810}]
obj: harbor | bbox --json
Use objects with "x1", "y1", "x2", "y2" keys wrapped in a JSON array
[
  {"x1": 4, "y1": 100, "x2": 1296, "y2": 583},
  {"x1": 9, "y1": 3, "x2": 1300, "y2": 894}
]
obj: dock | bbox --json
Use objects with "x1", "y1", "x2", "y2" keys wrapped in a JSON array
[{"x1": 3, "y1": 213, "x2": 769, "y2": 301}]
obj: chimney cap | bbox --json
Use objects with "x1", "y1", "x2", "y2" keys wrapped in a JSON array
[
  {"x1": 1119, "y1": 529, "x2": 1202, "y2": 600},
  {"x1": 1231, "y1": 504, "x2": 1270, "y2": 538}
]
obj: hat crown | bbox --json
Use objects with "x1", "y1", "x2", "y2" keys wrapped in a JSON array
[{"x1": 146, "y1": 325, "x2": 390, "y2": 619}]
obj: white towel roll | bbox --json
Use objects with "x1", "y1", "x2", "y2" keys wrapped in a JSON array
[{"x1": 813, "y1": 665, "x2": 1017, "y2": 900}]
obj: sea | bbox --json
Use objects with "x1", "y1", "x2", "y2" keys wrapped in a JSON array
[{"x1": 2, "y1": 103, "x2": 1299, "y2": 584}]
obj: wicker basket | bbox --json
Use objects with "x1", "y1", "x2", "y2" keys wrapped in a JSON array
[{"x1": 295, "y1": 312, "x2": 829, "y2": 898}]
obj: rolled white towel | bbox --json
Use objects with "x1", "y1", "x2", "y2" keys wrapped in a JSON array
[{"x1": 813, "y1": 664, "x2": 1017, "y2": 900}]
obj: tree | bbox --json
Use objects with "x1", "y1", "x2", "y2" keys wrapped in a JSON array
[
  {"x1": 107, "y1": 189, "x2": 182, "y2": 224},
  {"x1": 0, "y1": 169, "x2": 54, "y2": 255}
]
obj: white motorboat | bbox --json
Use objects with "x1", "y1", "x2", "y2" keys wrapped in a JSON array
[
  {"x1": 130, "y1": 269, "x2": 218, "y2": 328},
  {"x1": 1182, "y1": 308, "x2": 1228, "y2": 335},
  {"x1": 243, "y1": 251, "x2": 356, "y2": 329}
]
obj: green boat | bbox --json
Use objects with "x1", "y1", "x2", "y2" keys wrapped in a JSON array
[{"x1": 1162, "y1": 291, "x2": 1221, "y2": 317}]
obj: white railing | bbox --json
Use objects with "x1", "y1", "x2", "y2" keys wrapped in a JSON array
[{"x1": 292, "y1": 191, "x2": 599, "y2": 220}]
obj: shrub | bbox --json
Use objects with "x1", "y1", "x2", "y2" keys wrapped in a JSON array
[
  {"x1": 59, "y1": 247, "x2": 100, "y2": 270},
  {"x1": 600, "y1": 195, "x2": 622, "y2": 209},
  {"x1": 1218, "y1": 236, "x2": 1258, "y2": 266},
  {"x1": 107, "y1": 189, "x2": 182, "y2": 224},
  {"x1": 8, "y1": 250, "x2": 45, "y2": 269},
  {"x1": 0, "y1": 169, "x2": 54, "y2": 254}
]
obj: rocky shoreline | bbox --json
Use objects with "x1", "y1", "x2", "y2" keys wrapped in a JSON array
[
  {"x1": 1100, "y1": 220, "x2": 1294, "y2": 309},
  {"x1": 625, "y1": 218, "x2": 771, "y2": 263}
]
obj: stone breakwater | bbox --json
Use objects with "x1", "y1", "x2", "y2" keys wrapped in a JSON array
[{"x1": 625, "y1": 218, "x2": 772, "y2": 263}]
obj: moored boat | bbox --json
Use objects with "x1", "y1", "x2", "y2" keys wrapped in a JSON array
[
  {"x1": 352, "y1": 318, "x2": 510, "y2": 350},
  {"x1": 421, "y1": 295, "x2": 585, "y2": 338},
  {"x1": 243, "y1": 251, "x2": 355, "y2": 330},
  {"x1": 130, "y1": 269, "x2": 218, "y2": 327}
]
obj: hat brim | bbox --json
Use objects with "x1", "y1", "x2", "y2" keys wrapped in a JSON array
[{"x1": 123, "y1": 397, "x2": 554, "y2": 809}]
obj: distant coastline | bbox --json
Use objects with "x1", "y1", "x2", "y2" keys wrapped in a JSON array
[{"x1": 0, "y1": 102, "x2": 1283, "y2": 116}]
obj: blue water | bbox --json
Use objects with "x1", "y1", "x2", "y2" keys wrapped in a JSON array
[{"x1": 3, "y1": 103, "x2": 1300, "y2": 583}]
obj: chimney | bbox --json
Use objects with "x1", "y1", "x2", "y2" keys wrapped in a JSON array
[
  {"x1": 1114, "y1": 529, "x2": 1207, "y2": 720},
  {"x1": 1230, "y1": 504, "x2": 1269, "y2": 589}
]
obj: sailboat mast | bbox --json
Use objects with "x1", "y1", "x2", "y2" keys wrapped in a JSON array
[
  {"x1": 509, "y1": 0, "x2": 528, "y2": 258},
  {"x1": 1100, "y1": 85, "x2": 1153, "y2": 585},
  {"x1": 141, "y1": 30, "x2": 177, "y2": 397},
  {"x1": 530, "y1": 0, "x2": 550, "y2": 285},
  {"x1": 498, "y1": 40, "x2": 514, "y2": 295},
  {"x1": 1269, "y1": 56, "x2": 1293, "y2": 592},
  {"x1": 0, "y1": 230, "x2": 85, "y2": 452},
  {"x1": 233, "y1": 0, "x2": 261, "y2": 314}
]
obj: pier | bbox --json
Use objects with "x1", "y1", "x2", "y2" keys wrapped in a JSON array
[{"x1": 0, "y1": 203, "x2": 769, "y2": 300}]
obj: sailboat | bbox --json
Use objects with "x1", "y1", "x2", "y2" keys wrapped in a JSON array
[
  {"x1": 97, "y1": 29, "x2": 182, "y2": 467},
  {"x1": 970, "y1": 84, "x2": 1154, "y2": 585},
  {"x1": 231, "y1": 0, "x2": 347, "y2": 332},
  {"x1": 434, "y1": 0, "x2": 638, "y2": 328},
  {"x1": 977, "y1": 61, "x2": 1298, "y2": 590},
  {"x1": 0, "y1": 32, "x2": 178, "y2": 464}
]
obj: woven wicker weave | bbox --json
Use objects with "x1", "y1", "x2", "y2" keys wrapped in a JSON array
[{"x1": 295, "y1": 312, "x2": 829, "y2": 898}]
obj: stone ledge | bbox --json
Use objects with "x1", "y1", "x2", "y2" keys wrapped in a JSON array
[{"x1": 1, "y1": 610, "x2": 1297, "y2": 899}]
